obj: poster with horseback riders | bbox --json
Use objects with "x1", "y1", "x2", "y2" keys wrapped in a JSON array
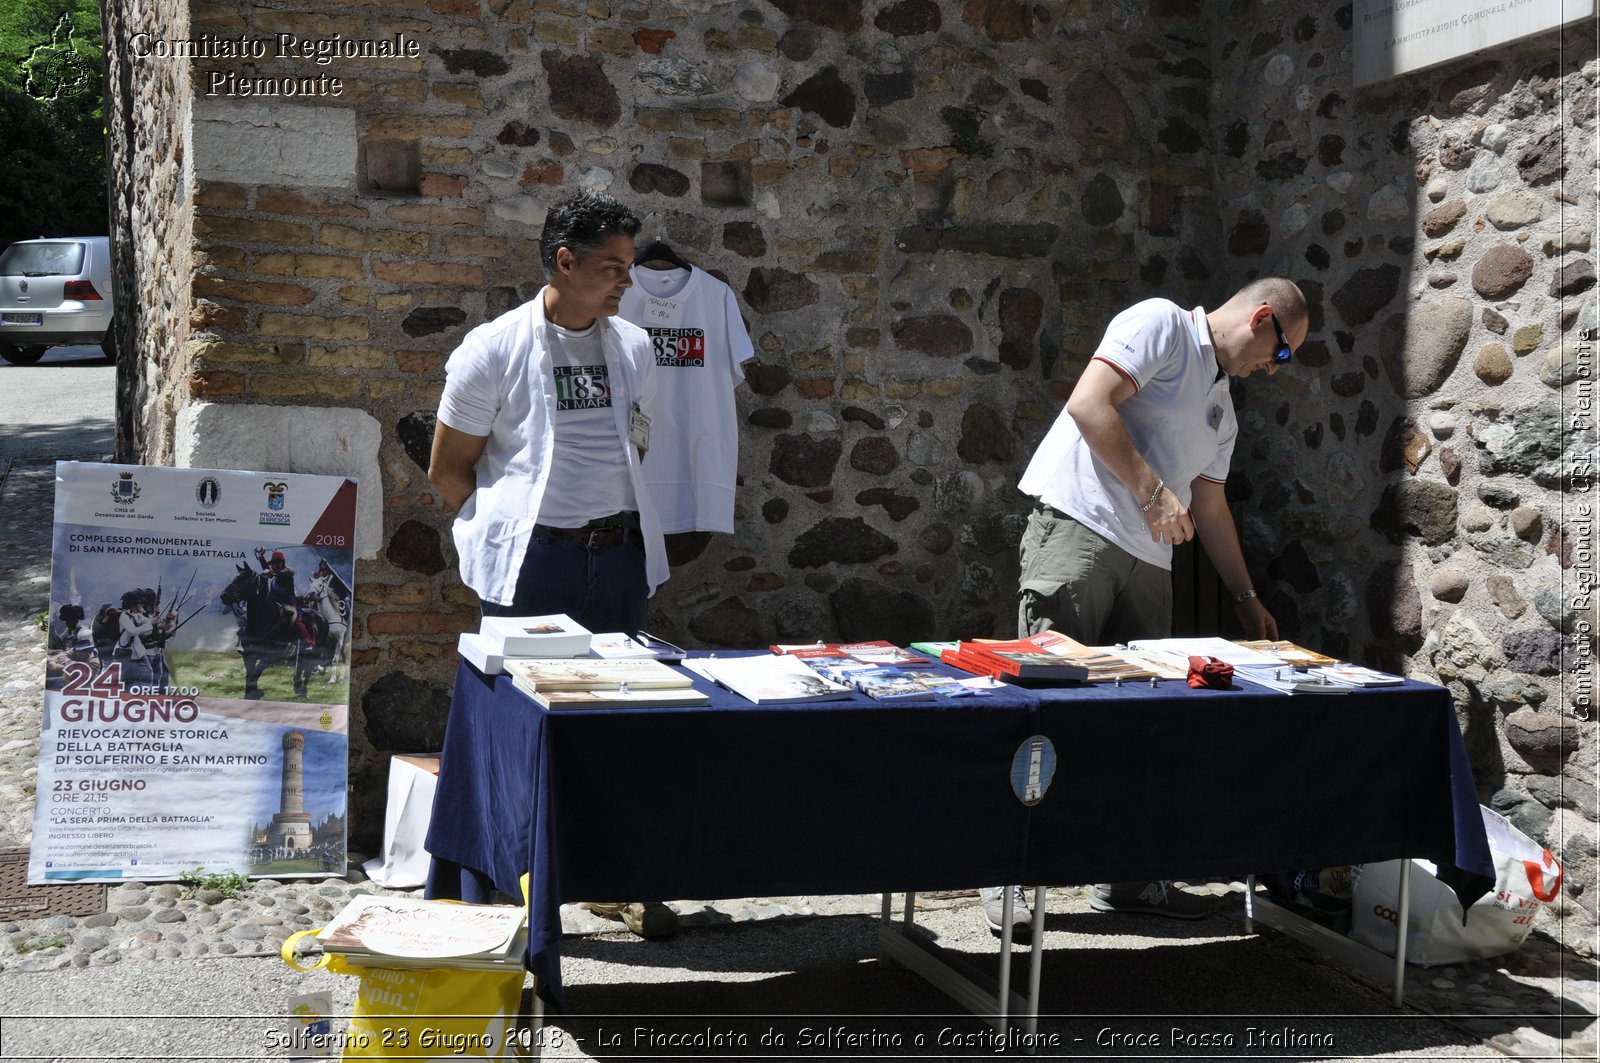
[{"x1": 31, "y1": 462, "x2": 358, "y2": 885}]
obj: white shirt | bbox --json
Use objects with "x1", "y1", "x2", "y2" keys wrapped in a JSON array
[
  {"x1": 537, "y1": 321, "x2": 637, "y2": 527},
  {"x1": 1018, "y1": 299, "x2": 1237, "y2": 570},
  {"x1": 436, "y1": 289, "x2": 666, "y2": 605},
  {"x1": 618, "y1": 265, "x2": 750, "y2": 534}
]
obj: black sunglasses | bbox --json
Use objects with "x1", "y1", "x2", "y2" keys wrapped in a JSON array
[{"x1": 1269, "y1": 313, "x2": 1294, "y2": 365}]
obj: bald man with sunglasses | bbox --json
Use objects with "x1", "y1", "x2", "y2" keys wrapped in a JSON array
[{"x1": 973, "y1": 278, "x2": 1309, "y2": 934}]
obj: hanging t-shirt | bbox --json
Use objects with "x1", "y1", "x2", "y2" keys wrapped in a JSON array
[
  {"x1": 619, "y1": 265, "x2": 751, "y2": 534},
  {"x1": 537, "y1": 320, "x2": 637, "y2": 527}
]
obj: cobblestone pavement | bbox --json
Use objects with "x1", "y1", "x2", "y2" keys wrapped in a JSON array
[{"x1": 0, "y1": 455, "x2": 1595, "y2": 1060}]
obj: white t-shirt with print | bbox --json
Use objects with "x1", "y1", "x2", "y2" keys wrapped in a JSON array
[
  {"x1": 1018, "y1": 299, "x2": 1238, "y2": 570},
  {"x1": 536, "y1": 321, "x2": 637, "y2": 527},
  {"x1": 619, "y1": 265, "x2": 750, "y2": 534}
]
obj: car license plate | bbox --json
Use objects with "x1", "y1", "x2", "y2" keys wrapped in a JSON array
[{"x1": 1, "y1": 313, "x2": 42, "y2": 326}]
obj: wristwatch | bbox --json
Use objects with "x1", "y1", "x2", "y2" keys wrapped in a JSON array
[{"x1": 1233, "y1": 588, "x2": 1258, "y2": 604}]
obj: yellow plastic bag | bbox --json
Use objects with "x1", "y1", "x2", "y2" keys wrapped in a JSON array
[{"x1": 282, "y1": 930, "x2": 529, "y2": 1061}]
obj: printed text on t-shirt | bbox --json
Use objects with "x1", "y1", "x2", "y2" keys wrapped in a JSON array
[
  {"x1": 553, "y1": 364, "x2": 612, "y2": 409},
  {"x1": 647, "y1": 327, "x2": 706, "y2": 368}
]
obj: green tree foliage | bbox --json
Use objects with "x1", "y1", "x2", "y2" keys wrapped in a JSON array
[{"x1": 0, "y1": 0, "x2": 106, "y2": 249}]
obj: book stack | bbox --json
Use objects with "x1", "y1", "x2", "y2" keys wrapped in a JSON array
[
  {"x1": 942, "y1": 637, "x2": 1090, "y2": 684},
  {"x1": 504, "y1": 657, "x2": 709, "y2": 709},
  {"x1": 317, "y1": 895, "x2": 528, "y2": 971},
  {"x1": 460, "y1": 613, "x2": 593, "y2": 674}
]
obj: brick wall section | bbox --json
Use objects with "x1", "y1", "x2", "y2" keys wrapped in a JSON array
[{"x1": 106, "y1": 0, "x2": 1597, "y2": 939}]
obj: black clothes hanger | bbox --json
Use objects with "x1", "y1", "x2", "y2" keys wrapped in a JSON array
[{"x1": 633, "y1": 239, "x2": 692, "y2": 271}]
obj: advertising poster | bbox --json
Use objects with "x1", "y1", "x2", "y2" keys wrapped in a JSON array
[{"x1": 30, "y1": 462, "x2": 357, "y2": 883}]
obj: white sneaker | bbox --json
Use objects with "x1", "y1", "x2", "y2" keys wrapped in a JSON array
[{"x1": 978, "y1": 885, "x2": 1031, "y2": 934}]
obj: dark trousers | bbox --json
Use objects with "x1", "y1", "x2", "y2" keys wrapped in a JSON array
[{"x1": 482, "y1": 533, "x2": 648, "y2": 634}]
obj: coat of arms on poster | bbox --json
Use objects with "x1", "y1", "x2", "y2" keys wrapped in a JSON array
[
  {"x1": 1353, "y1": 0, "x2": 1595, "y2": 88},
  {"x1": 32, "y1": 462, "x2": 359, "y2": 885}
]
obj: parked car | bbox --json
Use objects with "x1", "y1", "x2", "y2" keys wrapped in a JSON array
[{"x1": 0, "y1": 236, "x2": 115, "y2": 365}]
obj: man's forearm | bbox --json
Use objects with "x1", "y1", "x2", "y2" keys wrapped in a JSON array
[{"x1": 431, "y1": 468, "x2": 476, "y2": 513}]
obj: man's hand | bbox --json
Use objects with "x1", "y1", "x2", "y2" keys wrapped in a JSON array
[
  {"x1": 1143, "y1": 486, "x2": 1195, "y2": 545},
  {"x1": 1235, "y1": 596, "x2": 1278, "y2": 640}
]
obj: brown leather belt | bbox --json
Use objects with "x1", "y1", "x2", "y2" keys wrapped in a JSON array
[{"x1": 532, "y1": 512, "x2": 640, "y2": 550}]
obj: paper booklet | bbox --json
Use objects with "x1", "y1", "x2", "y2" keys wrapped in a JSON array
[
  {"x1": 478, "y1": 613, "x2": 592, "y2": 657},
  {"x1": 687, "y1": 654, "x2": 855, "y2": 705},
  {"x1": 505, "y1": 656, "x2": 693, "y2": 693},
  {"x1": 319, "y1": 895, "x2": 527, "y2": 969}
]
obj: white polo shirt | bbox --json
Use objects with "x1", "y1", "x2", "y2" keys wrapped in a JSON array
[{"x1": 1018, "y1": 299, "x2": 1237, "y2": 570}]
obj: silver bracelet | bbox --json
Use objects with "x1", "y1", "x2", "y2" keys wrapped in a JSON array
[
  {"x1": 1233, "y1": 588, "x2": 1258, "y2": 604},
  {"x1": 1138, "y1": 479, "x2": 1165, "y2": 514}
]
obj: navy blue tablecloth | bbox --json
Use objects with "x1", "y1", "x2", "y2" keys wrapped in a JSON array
[{"x1": 425, "y1": 656, "x2": 1492, "y2": 1009}]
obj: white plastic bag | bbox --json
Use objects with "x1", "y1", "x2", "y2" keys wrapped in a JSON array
[
  {"x1": 1350, "y1": 805, "x2": 1562, "y2": 965},
  {"x1": 361, "y1": 755, "x2": 440, "y2": 888}
]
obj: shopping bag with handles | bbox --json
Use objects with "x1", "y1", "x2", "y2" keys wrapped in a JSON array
[
  {"x1": 282, "y1": 930, "x2": 528, "y2": 1061},
  {"x1": 1350, "y1": 805, "x2": 1563, "y2": 965}
]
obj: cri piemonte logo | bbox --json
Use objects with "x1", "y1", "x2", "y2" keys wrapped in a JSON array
[
  {"x1": 110, "y1": 470, "x2": 140, "y2": 504},
  {"x1": 260, "y1": 480, "x2": 290, "y2": 526},
  {"x1": 195, "y1": 476, "x2": 221, "y2": 509}
]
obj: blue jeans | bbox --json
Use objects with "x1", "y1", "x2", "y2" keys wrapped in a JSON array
[{"x1": 483, "y1": 533, "x2": 648, "y2": 634}]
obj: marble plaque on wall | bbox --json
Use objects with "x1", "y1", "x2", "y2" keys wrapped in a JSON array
[{"x1": 1354, "y1": 0, "x2": 1595, "y2": 87}]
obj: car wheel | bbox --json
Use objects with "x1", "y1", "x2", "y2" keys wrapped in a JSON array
[{"x1": 0, "y1": 344, "x2": 46, "y2": 366}]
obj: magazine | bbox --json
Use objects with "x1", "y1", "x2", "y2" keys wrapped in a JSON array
[
  {"x1": 319, "y1": 895, "x2": 526, "y2": 967},
  {"x1": 689, "y1": 654, "x2": 855, "y2": 705}
]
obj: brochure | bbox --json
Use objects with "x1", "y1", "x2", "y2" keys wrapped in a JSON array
[{"x1": 688, "y1": 654, "x2": 855, "y2": 705}]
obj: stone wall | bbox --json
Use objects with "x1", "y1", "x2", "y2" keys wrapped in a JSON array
[
  {"x1": 1208, "y1": 12, "x2": 1598, "y2": 942},
  {"x1": 101, "y1": 0, "x2": 194, "y2": 460},
  {"x1": 102, "y1": 0, "x2": 1597, "y2": 943}
]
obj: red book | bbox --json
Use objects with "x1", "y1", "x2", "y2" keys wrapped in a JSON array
[{"x1": 956, "y1": 640, "x2": 1090, "y2": 682}]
